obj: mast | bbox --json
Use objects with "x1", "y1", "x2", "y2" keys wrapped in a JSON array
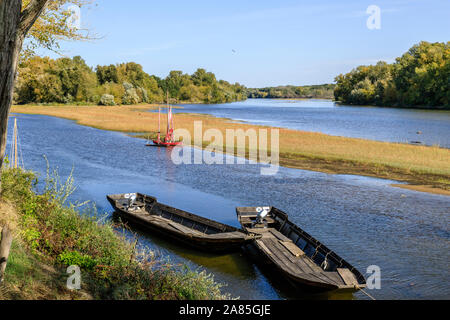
[
  {"x1": 157, "y1": 104, "x2": 161, "y2": 142},
  {"x1": 148, "y1": 88, "x2": 181, "y2": 147},
  {"x1": 166, "y1": 91, "x2": 170, "y2": 139},
  {"x1": 14, "y1": 118, "x2": 18, "y2": 169},
  {"x1": 171, "y1": 106, "x2": 174, "y2": 128}
]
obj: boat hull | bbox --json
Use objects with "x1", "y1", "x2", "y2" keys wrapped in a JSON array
[
  {"x1": 107, "y1": 194, "x2": 254, "y2": 253},
  {"x1": 149, "y1": 140, "x2": 182, "y2": 147},
  {"x1": 242, "y1": 241, "x2": 341, "y2": 293},
  {"x1": 236, "y1": 207, "x2": 367, "y2": 293}
]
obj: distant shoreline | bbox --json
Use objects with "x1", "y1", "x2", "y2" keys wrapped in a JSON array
[
  {"x1": 249, "y1": 98, "x2": 450, "y2": 111},
  {"x1": 250, "y1": 97, "x2": 334, "y2": 101},
  {"x1": 333, "y1": 101, "x2": 450, "y2": 111}
]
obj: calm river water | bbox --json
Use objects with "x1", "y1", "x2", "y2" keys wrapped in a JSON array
[
  {"x1": 175, "y1": 99, "x2": 450, "y2": 148},
  {"x1": 7, "y1": 100, "x2": 450, "y2": 300}
]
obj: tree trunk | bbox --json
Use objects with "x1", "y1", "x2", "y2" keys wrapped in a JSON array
[
  {"x1": 0, "y1": 224, "x2": 13, "y2": 284},
  {"x1": 0, "y1": 0, "x2": 23, "y2": 191},
  {"x1": 0, "y1": 0, "x2": 49, "y2": 192},
  {"x1": 0, "y1": 0, "x2": 49, "y2": 283}
]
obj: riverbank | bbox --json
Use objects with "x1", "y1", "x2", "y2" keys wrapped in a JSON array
[
  {"x1": 0, "y1": 166, "x2": 229, "y2": 300},
  {"x1": 247, "y1": 84, "x2": 335, "y2": 100},
  {"x1": 11, "y1": 104, "x2": 450, "y2": 195}
]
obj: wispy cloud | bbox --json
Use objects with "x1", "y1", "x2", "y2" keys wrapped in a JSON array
[
  {"x1": 119, "y1": 41, "x2": 181, "y2": 57},
  {"x1": 347, "y1": 7, "x2": 400, "y2": 18},
  {"x1": 184, "y1": 3, "x2": 342, "y2": 26}
]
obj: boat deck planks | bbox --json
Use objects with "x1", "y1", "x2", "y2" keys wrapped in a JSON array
[
  {"x1": 279, "y1": 240, "x2": 305, "y2": 257},
  {"x1": 268, "y1": 229, "x2": 291, "y2": 242},
  {"x1": 337, "y1": 268, "x2": 359, "y2": 286},
  {"x1": 168, "y1": 221, "x2": 201, "y2": 235},
  {"x1": 253, "y1": 228, "x2": 344, "y2": 287},
  {"x1": 237, "y1": 207, "x2": 367, "y2": 292}
]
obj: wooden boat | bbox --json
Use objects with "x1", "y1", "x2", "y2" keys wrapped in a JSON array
[
  {"x1": 107, "y1": 193, "x2": 256, "y2": 252},
  {"x1": 236, "y1": 207, "x2": 367, "y2": 292},
  {"x1": 148, "y1": 92, "x2": 182, "y2": 147}
]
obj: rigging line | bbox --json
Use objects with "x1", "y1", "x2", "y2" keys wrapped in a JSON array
[
  {"x1": 10, "y1": 120, "x2": 16, "y2": 168},
  {"x1": 17, "y1": 133, "x2": 25, "y2": 170},
  {"x1": 14, "y1": 118, "x2": 18, "y2": 168},
  {"x1": 9, "y1": 130, "x2": 14, "y2": 166},
  {"x1": 8, "y1": 119, "x2": 14, "y2": 165}
]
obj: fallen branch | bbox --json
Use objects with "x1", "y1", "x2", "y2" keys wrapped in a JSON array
[{"x1": 0, "y1": 224, "x2": 14, "y2": 284}]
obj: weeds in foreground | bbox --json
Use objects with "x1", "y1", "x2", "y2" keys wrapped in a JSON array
[{"x1": 1, "y1": 166, "x2": 229, "y2": 300}]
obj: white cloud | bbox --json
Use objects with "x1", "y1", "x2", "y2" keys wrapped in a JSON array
[{"x1": 119, "y1": 42, "x2": 181, "y2": 57}]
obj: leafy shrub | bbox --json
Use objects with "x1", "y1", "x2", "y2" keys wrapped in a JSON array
[
  {"x1": 122, "y1": 81, "x2": 134, "y2": 91},
  {"x1": 136, "y1": 87, "x2": 149, "y2": 103},
  {"x1": 58, "y1": 250, "x2": 97, "y2": 270},
  {"x1": 99, "y1": 94, "x2": 116, "y2": 106},
  {"x1": 122, "y1": 88, "x2": 140, "y2": 105}
]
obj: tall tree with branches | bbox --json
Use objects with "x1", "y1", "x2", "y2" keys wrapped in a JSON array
[
  {"x1": 0, "y1": 0, "x2": 93, "y2": 283},
  {"x1": 0, "y1": 0, "x2": 92, "y2": 186}
]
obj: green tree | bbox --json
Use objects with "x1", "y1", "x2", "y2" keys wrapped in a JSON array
[
  {"x1": 394, "y1": 41, "x2": 449, "y2": 106},
  {"x1": 96, "y1": 64, "x2": 118, "y2": 85},
  {"x1": 0, "y1": 0, "x2": 95, "y2": 284},
  {"x1": 165, "y1": 70, "x2": 191, "y2": 101},
  {"x1": 334, "y1": 41, "x2": 449, "y2": 108}
]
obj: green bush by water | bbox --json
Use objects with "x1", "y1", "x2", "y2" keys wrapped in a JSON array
[{"x1": 1, "y1": 165, "x2": 229, "y2": 300}]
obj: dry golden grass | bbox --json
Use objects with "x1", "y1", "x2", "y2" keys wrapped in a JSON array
[{"x1": 11, "y1": 104, "x2": 450, "y2": 194}]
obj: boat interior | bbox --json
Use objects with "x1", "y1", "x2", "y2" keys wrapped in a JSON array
[
  {"x1": 237, "y1": 207, "x2": 366, "y2": 289},
  {"x1": 111, "y1": 193, "x2": 241, "y2": 236}
]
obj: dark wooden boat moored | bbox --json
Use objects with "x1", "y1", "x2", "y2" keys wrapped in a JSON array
[
  {"x1": 107, "y1": 193, "x2": 256, "y2": 253},
  {"x1": 236, "y1": 207, "x2": 367, "y2": 292}
]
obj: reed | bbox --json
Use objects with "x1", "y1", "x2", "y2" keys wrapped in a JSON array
[{"x1": 12, "y1": 104, "x2": 450, "y2": 195}]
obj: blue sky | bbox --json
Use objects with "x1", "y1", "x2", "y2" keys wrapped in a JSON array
[{"x1": 41, "y1": 0, "x2": 450, "y2": 87}]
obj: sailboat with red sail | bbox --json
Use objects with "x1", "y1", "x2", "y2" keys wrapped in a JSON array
[{"x1": 148, "y1": 92, "x2": 182, "y2": 147}]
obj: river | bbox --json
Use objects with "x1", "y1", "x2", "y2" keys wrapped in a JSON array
[
  {"x1": 174, "y1": 99, "x2": 450, "y2": 148},
  {"x1": 7, "y1": 100, "x2": 450, "y2": 300}
]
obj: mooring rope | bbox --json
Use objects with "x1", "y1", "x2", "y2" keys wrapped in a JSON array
[{"x1": 359, "y1": 288, "x2": 376, "y2": 300}]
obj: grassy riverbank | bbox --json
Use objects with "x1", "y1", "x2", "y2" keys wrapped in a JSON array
[
  {"x1": 0, "y1": 166, "x2": 229, "y2": 300},
  {"x1": 11, "y1": 104, "x2": 450, "y2": 195}
]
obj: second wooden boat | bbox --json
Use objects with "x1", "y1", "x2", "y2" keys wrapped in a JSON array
[
  {"x1": 148, "y1": 92, "x2": 182, "y2": 147},
  {"x1": 236, "y1": 206, "x2": 367, "y2": 292},
  {"x1": 107, "y1": 193, "x2": 256, "y2": 252}
]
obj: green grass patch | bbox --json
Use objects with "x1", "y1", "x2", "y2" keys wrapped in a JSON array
[{"x1": 1, "y1": 166, "x2": 229, "y2": 300}]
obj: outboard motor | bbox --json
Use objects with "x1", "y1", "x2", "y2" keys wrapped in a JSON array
[
  {"x1": 254, "y1": 207, "x2": 271, "y2": 227},
  {"x1": 124, "y1": 193, "x2": 137, "y2": 208}
]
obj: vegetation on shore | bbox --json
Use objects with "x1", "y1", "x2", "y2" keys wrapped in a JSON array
[
  {"x1": 0, "y1": 165, "x2": 229, "y2": 300},
  {"x1": 12, "y1": 104, "x2": 450, "y2": 195},
  {"x1": 334, "y1": 41, "x2": 450, "y2": 108},
  {"x1": 247, "y1": 84, "x2": 335, "y2": 100},
  {"x1": 15, "y1": 41, "x2": 449, "y2": 109},
  {"x1": 14, "y1": 56, "x2": 247, "y2": 106}
]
